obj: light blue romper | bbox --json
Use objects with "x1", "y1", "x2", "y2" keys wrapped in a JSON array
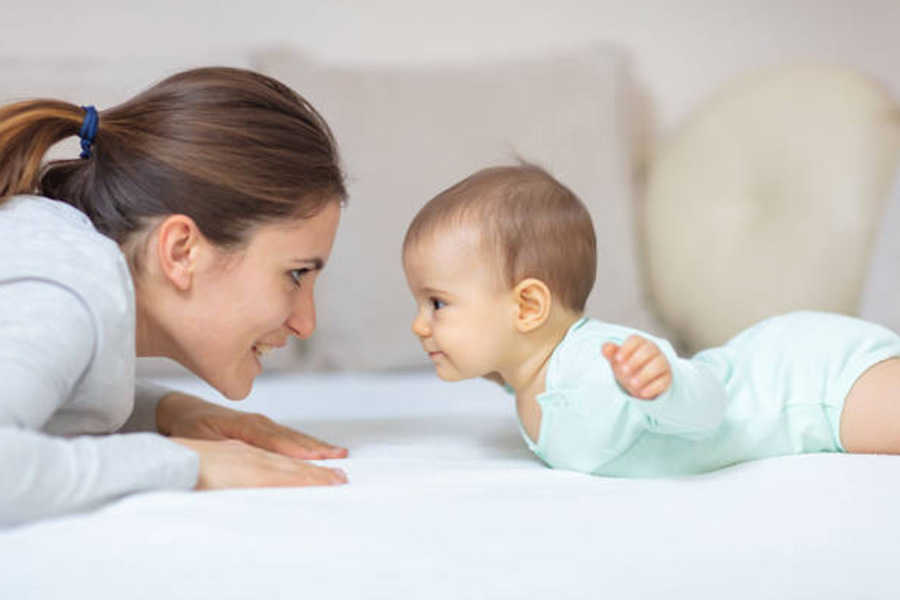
[{"x1": 522, "y1": 312, "x2": 900, "y2": 477}]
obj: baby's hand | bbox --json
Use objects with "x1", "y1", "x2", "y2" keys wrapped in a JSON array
[{"x1": 602, "y1": 335, "x2": 672, "y2": 400}]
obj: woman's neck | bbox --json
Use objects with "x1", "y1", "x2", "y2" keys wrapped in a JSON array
[{"x1": 132, "y1": 275, "x2": 180, "y2": 359}]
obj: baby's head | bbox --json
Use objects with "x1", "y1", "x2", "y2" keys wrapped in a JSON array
[{"x1": 402, "y1": 163, "x2": 596, "y2": 381}]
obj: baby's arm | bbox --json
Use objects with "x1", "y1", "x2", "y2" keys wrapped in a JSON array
[
  {"x1": 602, "y1": 335, "x2": 671, "y2": 400},
  {"x1": 602, "y1": 333, "x2": 726, "y2": 440}
]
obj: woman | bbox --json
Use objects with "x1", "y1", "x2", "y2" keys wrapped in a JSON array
[{"x1": 0, "y1": 67, "x2": 350, "y2": 527}]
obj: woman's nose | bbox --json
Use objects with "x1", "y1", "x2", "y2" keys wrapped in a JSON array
[{"x1": 287, "y1": 288, "x2": 317, "y2": 339}]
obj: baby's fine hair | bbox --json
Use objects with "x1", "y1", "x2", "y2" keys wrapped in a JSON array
[{"x1": 404, "y1": 163, "x2": 597, "y2": 312}]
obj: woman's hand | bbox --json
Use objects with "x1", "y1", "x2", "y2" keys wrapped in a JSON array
[
  {"x1": 171, "y1": 438, "x2": 347, "y2": 490},
  {"x1": 157, "y1": 392, "x2": 348, "y2": 460},
  {"x1": 602, "y1": 335, "x2": 672, "y2": 400}
]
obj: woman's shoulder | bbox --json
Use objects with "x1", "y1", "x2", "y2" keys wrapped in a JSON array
[
  {"x1": 1, "y1": 195, "x2": 123, "y2": 266},
  {"x1": 0, "y1": 195, "x2": 133, "y2": 317},
  {"x1": 1, "y1": 194, "x2": 93, "y2": 227}
]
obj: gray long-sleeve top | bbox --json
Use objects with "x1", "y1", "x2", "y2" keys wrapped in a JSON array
[{"x1": 0, "y1": 196, "x2": 199, "y2": 527}]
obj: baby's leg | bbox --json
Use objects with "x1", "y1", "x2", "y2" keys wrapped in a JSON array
[{"x1": 840, "y1": 358, "x2": 900, "y2": 453}]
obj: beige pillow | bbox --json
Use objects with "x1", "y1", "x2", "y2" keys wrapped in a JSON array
[
  {"x1": 644, "y1": 64, "x2": 900, "y2": 354},
  {"x1": 255, "y1": 46, "x2": 663, "y2": 370}
]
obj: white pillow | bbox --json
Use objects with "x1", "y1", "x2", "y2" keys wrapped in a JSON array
[
  {"x1": 859, "y1": 161, "x2": 900, "y2": 333},
  {"x1": 254, "y1": 46, "x2": 664, "y2": 370}
]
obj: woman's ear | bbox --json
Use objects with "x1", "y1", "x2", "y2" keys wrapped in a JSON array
[
  {"x1": 513, "y1": 278, "x2": 552, "y2": 333},
  {"x1": 155, "y1": 215, "x2": 202, "y2": 291}
]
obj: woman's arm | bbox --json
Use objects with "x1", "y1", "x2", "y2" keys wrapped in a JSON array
[
  {"x1": 0, "y1": 282, "x2": 198, "y2": 526},
  {"x1": 0, "y1": 282, "x2": 346, "y2": 527}
]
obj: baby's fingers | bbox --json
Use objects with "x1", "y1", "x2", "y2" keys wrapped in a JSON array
[
  {"x1": 634, "y1": 371, "x2": 672, "y2": 400},
  {"x1": 602, "y1": 342, "x2": 619, "y2": 362},
  {"x1": 630, "y1": 355, "x2": 672, "y2": 399}
]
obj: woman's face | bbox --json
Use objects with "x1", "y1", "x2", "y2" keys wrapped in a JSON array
[{"x1": 180, "y1": 201, "x2": 341, "y2": 399}]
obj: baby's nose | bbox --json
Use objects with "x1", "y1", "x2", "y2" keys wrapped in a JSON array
[{"x1": 411, "y1": 313, "x2": 430, "y2": 338}]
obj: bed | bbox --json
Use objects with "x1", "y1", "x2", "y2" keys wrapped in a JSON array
[
  {"x1": 2, "y1": 45, "x2": 900, "y2": 599},
  {"x1": 1, "y1": 369, "x2": 899, "y2": 598}
]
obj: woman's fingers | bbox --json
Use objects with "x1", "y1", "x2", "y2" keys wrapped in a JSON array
[
  {"x1": 177, "y1": 407, "x2": 349, "y2": 461},
  {"x1": 172, "y1": 438, "x2": 349, "y2": 490},
  {"x1": 263, "y1": 422, "x2": 349, "y2": 460}
]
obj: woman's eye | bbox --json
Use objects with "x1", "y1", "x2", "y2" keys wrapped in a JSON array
[
  {"x1": 430, "y1": 298, "x2": 446, "y2": 311},
  {"x1": 290, "y1": 268, "x2": 311, "y2": 287}
]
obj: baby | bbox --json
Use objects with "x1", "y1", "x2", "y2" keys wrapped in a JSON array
[{"x1": 402, "y1": 163, "x2": 900, "y2": 476}]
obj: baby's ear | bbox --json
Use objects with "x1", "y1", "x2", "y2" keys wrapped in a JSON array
[{"x1": 513, "y1": 278, "x2": 551, "y2": 332}]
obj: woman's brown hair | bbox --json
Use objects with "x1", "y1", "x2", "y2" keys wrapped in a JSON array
[{"x1": 0, "y1": 66, "x2": 346, "y2": 263}]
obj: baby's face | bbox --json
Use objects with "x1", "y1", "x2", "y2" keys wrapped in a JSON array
[{"x1": 403, "y1": 226, "x2": 521, "y2": 381}]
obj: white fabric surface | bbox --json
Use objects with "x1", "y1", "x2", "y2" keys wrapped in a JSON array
[{"x1": 1, "y1": 369, "x2": 898, "y2": 599}]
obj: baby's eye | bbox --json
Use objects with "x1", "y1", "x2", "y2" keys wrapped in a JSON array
[
  {"x1": 430, "y1": 297, "x2": 446, "y2": 311},
  {"x1": 290, "y1": 268, "x2": 311, "y2": 287}
]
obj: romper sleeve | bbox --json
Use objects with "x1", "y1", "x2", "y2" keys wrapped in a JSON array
[
  {"x1": 627, "y1": 335, "x2": 727, "y2": 438},
  {"x1": 0, "y1": 282, "x2": 198, "y2": 527},
  {"x1": 533, "y1": 326, "x2": 727, "y2": 474}
]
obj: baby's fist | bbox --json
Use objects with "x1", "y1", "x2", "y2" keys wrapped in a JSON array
[{"x1": 602, "y1": 335, "x2": 672, "y2": 400}]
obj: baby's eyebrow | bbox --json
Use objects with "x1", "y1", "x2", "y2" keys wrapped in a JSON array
[
  {"x1": 423, "y1": 286, "x2": 450, "y2": 296},
  {"x1": 294, "y1": 257, "x2": 325, "y2": 270}
]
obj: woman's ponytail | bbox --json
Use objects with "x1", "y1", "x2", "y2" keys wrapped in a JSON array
[
  {"x1": 1, "y1": 67, "x2": 346, "y2": 265},
  {"x1": 0, "y1": 100, "x2": 84, "y2": 203}
]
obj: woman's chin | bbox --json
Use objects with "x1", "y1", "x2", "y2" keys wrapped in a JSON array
[
  {"x1": 201, "y1": 366, "x2": 255, "y2": 401},
  {"x1": 221, "y1": 382, "x2": 252, "y2": 401}
]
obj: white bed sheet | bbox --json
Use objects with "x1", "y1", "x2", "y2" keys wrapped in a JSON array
[{"x1": 1, "y1": 369, "x2": 899, "y2": 599}]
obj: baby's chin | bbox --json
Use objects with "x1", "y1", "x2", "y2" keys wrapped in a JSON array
[
  {"x1": 433, "y1": 365, "x2": 490, "y2": 383},
  {"x1": 434, "y1": 369, "x2": 463, "y2": 382},
  {"x1": 431, "y1": 364, "x2": 470, "y2": 382}
]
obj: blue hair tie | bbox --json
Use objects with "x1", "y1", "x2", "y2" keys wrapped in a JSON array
[{"x1": 79, "y1": 105, "x2": 99, "y2": 159}]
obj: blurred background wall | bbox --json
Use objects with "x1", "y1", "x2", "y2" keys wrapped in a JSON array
[
  {"x1": 2, "y1": 0, "x2": 899, "y2": 371},
  {"x1": 1, "y1": 0, "x2": 898, "y2": 155}
]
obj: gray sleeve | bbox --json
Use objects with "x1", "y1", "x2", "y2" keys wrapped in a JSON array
[
  {"x1": 119, "y1": 379, "x2": 174, "y2": 433},
  {"x1": 0, "y1": 282, "x2": 198, "y2": 527}
]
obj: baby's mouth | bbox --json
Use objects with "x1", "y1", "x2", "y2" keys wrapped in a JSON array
[{"x1": 252, "y1": 343, "x2": 274, "y2": 358}]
